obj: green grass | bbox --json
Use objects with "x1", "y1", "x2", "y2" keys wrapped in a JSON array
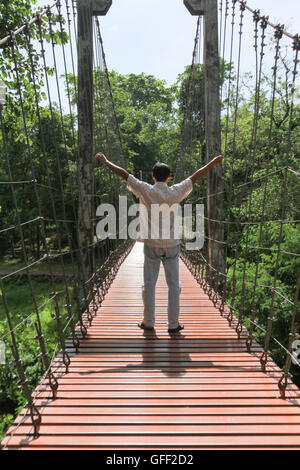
[
  {"x1": 0, "y1": 259, "x2": 76, "y2": 277},
  {"x1": 0, "y1": 278, "x2": 76, "y2": 441}
]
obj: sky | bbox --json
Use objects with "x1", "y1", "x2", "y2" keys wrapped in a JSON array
[
  {"x1": 34, "y1": 0, "x2": 299, "y2": 87},
  {"x1": 98, "y1": 0, "x2": 300, "y2": 85},
  {"x1": 29, "y1": 0, "x2": 300, "y2": 114}
]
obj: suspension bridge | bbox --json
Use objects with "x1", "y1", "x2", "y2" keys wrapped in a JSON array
[{"x1": 0, "y1": 0, "x2": 300, "y2": 450}]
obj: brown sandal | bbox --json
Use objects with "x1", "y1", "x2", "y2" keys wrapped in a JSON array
[
  {"x1": 138, "y1": 322, "x2": 154, "y2": 331},
  {"x1": 168, "y1": 323, "x2": 184, "y2": 334}
]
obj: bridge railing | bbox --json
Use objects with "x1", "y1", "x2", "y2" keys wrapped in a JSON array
[
  {"x1": 0, "y1": 0, "x2": 134, "y2": 440},
  {"x1": 179, "y1": 0, "x2": 300, "y2": 398}
]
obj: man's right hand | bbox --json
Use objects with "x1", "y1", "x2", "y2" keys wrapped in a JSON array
[
  {"x1": 95, "y1": 152, "x2": 107, "y2": 164},
  {"x1": 94, "y1": 153, "x2": 129, "y2": 181}
]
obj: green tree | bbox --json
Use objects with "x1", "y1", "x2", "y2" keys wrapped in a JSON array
[{"x1": 103, "y1": 71, "x2": 178, "y2": 181}]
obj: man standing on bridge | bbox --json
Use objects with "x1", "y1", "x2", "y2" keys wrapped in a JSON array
[{"x1": 95, "y1": 152, "x2": 223, "y2": 333}]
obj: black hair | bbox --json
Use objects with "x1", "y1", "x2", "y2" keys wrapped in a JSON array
[{"x1": 152, "y1": 162, "x2": 170, "y2": 182}]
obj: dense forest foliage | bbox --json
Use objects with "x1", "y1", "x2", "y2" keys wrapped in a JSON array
[{"x1": 0, "y1": 0, "x2": 299, "y2": 441}]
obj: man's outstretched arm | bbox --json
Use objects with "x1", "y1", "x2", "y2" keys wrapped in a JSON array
[
  {"x1": 95, "y1": 152, "x2": 129, "y2": 181},
  {"x1": 189, "y1": 154, "x2": 223, "y2": 185}
]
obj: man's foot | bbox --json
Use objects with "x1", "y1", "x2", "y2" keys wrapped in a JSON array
[
  {"x1": 168, "y1": 323, "x2": 184, "y2": 334},
  {"x1": 138, "y1": 322, "x2": 155, "y2": 331}
]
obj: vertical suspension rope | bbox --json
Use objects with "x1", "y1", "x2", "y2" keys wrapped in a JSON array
[
  {"x1": 245, "y1": 13, "x2": 268, "y2": 352},
  {"x1": 260, "y1": 26, "x2": 298, "y2": 371},
  {"x1": 174, "y1": 15, "x2": 201, "y2": 184},
  {"x1": 218, "y1": 0, "x2": 237, "y2": 323}
]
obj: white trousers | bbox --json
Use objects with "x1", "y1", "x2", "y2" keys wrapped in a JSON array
[{"x1": 142, "y1": 243, "x2": 181, "y2": 329}]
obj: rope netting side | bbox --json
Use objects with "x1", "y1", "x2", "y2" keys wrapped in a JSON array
[
  {"x1": 0, "y1": 0, "x2": 133, "y2": 443},
  {"x1": 174, "y1": 15, "x2": 204, "y2": 186},
  {"x1": 179, "y1": 0, "x2": 300, "y2": 397}
]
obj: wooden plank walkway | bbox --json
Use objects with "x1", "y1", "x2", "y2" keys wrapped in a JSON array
[{"x1": 2, "y1": 242, "x2": 300, "y2": 449}]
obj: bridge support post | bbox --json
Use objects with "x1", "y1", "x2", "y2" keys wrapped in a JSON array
[
  {"x1": 77, "y1": 0, "x2": 112, "y2": 308},
  {"x1": 184, "y1": 0, "x2": 225, "y2": 293}
]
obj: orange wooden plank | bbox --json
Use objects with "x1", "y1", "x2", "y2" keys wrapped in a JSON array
[
  {"x1": 7, "y1": 423, "x2": 300, "y2": 436},
  {"x1": 3, "y1": 434, "x2": 300, "y2": 449},
  {"x1": 18, "y1": 405, "x2": 300, "y2": 416},
  {"x1": 14, "y1": 414, "x2": 300, "y2": 425}
]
